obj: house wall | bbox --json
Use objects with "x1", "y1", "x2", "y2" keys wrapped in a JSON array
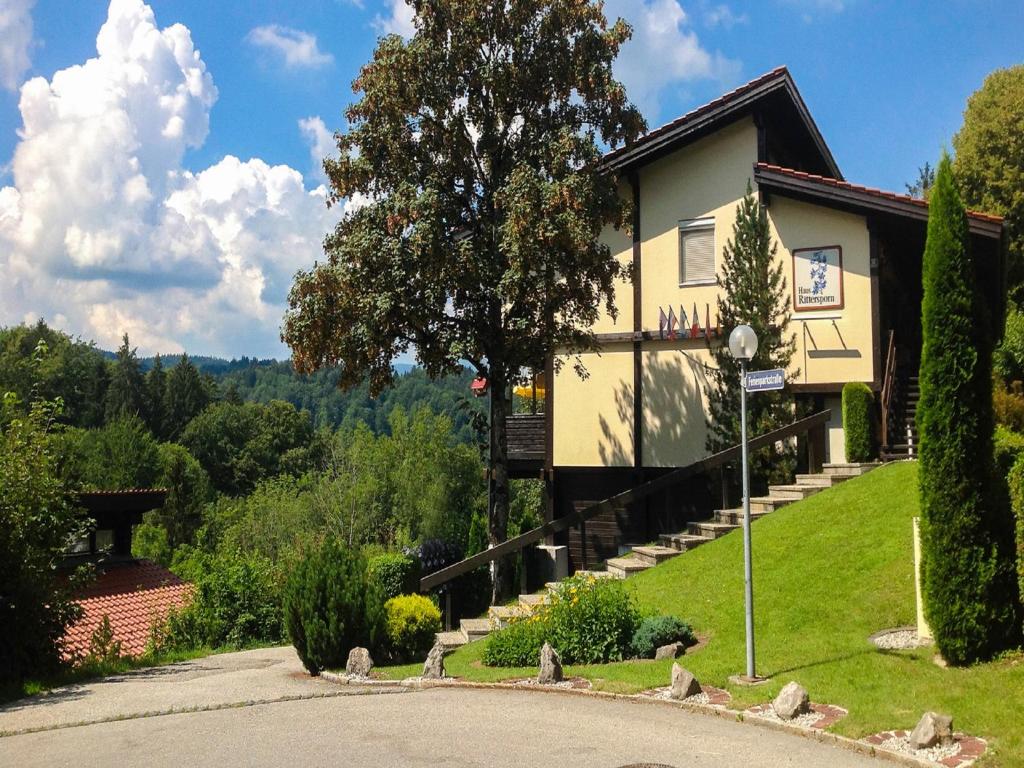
[{"x1": 553, "y1": 117, "x2": 876, "y2": 469}]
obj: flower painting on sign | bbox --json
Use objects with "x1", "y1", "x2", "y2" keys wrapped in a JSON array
[{"x1": 792, "y1": 246, "x2": 843, "y2": 311}]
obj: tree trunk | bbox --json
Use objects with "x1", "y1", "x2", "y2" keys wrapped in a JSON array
[{"x1": 488, "y1": 370, "x2": 512, "y2": 604}]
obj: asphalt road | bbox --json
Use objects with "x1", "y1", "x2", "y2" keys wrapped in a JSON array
[{"x1": 0, "y1": 647, "x2": 884, "y2": 768}]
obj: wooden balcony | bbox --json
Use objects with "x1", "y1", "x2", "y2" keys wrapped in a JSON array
[{"x1": 507, "y1": 413, "x2": 546, "y2": 477}]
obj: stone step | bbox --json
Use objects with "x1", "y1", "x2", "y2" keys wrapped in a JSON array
[
  {"x1": 749, "y1": 496, "x2": 795, "y2": 514},
  {"x1": 605, "y1": 557, "x2": 652, "y2": 579},
  {"x1": 688, "y1": 520, "x2": 740, "y2": 539},
  {"x1": 631, "y1": 545, "x2": 683, "y2": 567},
  {"x1": 460, "y1": 618, "x2": 492, "y2": 643},
  {"x1": 577, "y1": 569, "x2": 616, "y2": 580},
  {"x1": 487, "y1": 604, "x2": 528, "y2": 629},
  {"x1": 822, "y1": 462, "x2": 881, "y2": 477},
  {"x1": 435, "y1": 630, "x2": 467, "y2": 650},
  {"x1": 794, "y1": 473, "x2": 850, "y2": 487},
  {"x1": 714, "y1": 508, "x2": 770, "y2": 526},
  {"x1": 767, "y1": 483, "x2": 824, "y2": 499},
  {"x1": 659, "y1": 532, "x2": 712, "y2": 552},
  {"x1": 518, "y1": 593, "x2": 549, "y2": 612}
]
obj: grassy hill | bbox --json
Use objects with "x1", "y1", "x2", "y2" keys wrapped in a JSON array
[{"x1": 383, "y1": 462, "x2": 1024, "y2": 766}]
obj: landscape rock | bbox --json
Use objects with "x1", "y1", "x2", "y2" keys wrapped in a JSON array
[
  {"x1": 670, "y1": 663, "x2": 702, "y2": 700},
  {"x1": 538, "y1": 642, "x2": 563, "y2": 684},
  {"x1": 655, "y1": 642, "x2": 684, "y2": 660},
  {"x1": 772, "y1": 681, "x2": 811, "y2": 720},
  {"x1": 909, "y1": 711, "x2": 954, "y2": 749},
  {"x1": 345, "y1": 647, "x2": 374, "y2": 677},
  {"x1": 422, "y1": 642, "x2": 445, "y2": 680}
]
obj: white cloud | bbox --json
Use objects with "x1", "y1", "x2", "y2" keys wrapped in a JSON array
[
  {"x1": 246, "y1": 24, "x2": 334, "y2": 68},
  {"x1": 298, "y1": 115, "x2": 336, "y2": 183},
  {"x1": 704, "y1": 4, "x2": 748, "y2": 29},
  {"x1": 0, "y1": 0, "x2": 338, "y2": 357},
  {"x1": 606, "y1": 0, "x2": 742, "y2": 122},
  {"x1": 0, "y1": 0, "x2": 35, "y2": 91},
  {"x1": 373, "y1": 0, "x2": 416, "y2": 38}
]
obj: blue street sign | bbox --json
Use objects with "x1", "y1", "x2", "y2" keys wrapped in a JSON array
[{"x1": 744, "y1": 368, "x2": 785, "y2": 392}]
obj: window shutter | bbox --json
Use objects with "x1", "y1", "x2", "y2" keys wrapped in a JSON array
[{"x1": 681, "y1": 227, "x2": 715, "y2": 283}]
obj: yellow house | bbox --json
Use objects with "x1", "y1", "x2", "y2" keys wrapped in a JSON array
[{"x1": 511, "y1": 67, "x2": 1006, "y2": 573}]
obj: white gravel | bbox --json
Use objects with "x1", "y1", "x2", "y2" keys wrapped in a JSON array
[
  {"x1": 512, "y1": 678, "x2": 585, "y2": 689},
  {"x1": 878, "y1": 735, "x2": 960, "y2": 763},
  {"x1": 749, "y1": 707, "x2": 825, "y2": 728},
  {"x1": 871, "y1": 629, "x2": 926, "y2": 650},
  {"x1": 649, "y1": 688, "x2": 710, "y2": 705}
]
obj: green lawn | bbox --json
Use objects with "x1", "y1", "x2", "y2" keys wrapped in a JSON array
[{"x1": 380, "y1": 463, "x2": 1024, "y2": 767}]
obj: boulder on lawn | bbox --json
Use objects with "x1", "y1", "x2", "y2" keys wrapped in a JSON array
[
  {"x1": 655, "y1": 642, "x2": 685, "y2": 660},
  {"x1": 538, "y1": 642, "x2": 563, "y2": 684},
  {"x1": 345, "y1": 647, "x2": 374, "y2": 677},
  {"x1": 670, "y1": 663, "x2": 702, "y2": 700},
  {"x1": 772, "y1": 681, "x2": 811, "y2": 720},
  {"x1": 909, "y1": 711, "x2": 954, "y2": 749},
  {"x1": 422, "y1": 641, "x2": 445, "y2": 680}
]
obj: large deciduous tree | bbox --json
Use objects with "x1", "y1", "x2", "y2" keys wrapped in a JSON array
[
  {"x1": 282, "y1": 0, "x2": 644, "y2": 600},
  {"x1": 917, "y1": 154, "x2": 1021, "y2": 665},
  {"x1": 953, "y1": 64, "x2": 1024, "y2": 302}
]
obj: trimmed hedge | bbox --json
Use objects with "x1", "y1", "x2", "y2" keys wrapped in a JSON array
[
  {"x1": 917, "y1": 154, "x2": 1021, "y2": 664},
  {"x1": 367, "y1": 553, "x2": 421, "y2": 602},
  {"x1": 1009, "y1": 456, "x2": 1024, "y2": 619},
  {"x1": 842, "y1": 382, "x2": 875, "y2": 462},
  {"x1": 283, "y1": 537, "x2": 385, "y2": 676},
  {"x1": 384, "y1": 594, "x2": 441, "y2": 662}
]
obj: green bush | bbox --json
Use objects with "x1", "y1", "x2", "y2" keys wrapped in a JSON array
[
  {"x1": 1008, "y1": 456, "x2": 1024, "y2": 619},
  {"x1": 483, "y1": 574, "x2": 639, "y2": 667},
  {"x1": 629, "y1": 615, "x2": 697, "y2": 659},
  {"x1": 368, "y1": 553, "x2": 422, "y2": 602},
  {"x1": 842, "y1": 382, "x2": 875, "y2": 462},
  {"x1": 995, "y1": 426, "x2": 1024, "y2": 479},
  {"x1": 993, "y1": 382, "x2": 1024, "y2": 433},
  {"x1": 384, "y1": 594, "x2": 441, "y2": 661},
  {"x1": 283, "y1": 537, "x2": 385, "y2": 675},
  {"x1": 917, "y1": 154, "x2": 1021, "y2": 664},
  {"x1": 160, "y1": 550, "x2": 284, "y2": 651}
]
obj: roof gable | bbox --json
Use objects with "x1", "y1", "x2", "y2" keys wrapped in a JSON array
[{"x1": 604, "y1": 67, "x2": 841, "y2": 180}]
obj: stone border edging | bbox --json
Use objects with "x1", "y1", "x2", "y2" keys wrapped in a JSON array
[{"x1": 327, "y1": 674, "x2": 956, "y2": 768}]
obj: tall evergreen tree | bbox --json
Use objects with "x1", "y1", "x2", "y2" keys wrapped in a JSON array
[
  {"x1": 145, "y1": 354, "x2": 168, "y2": 440},
  {"x1": 705, "y1": 182, "x2": 798, "y2": 488},
  {"x1": 104, "y1": 333, "x2": 146, "y2": 423},
  {"x1": 917, "y1": 153, "x2": 1021, "y2": 664},
  {"x1": 163, "y1": 353, "x2": 209, "y2": 440}
]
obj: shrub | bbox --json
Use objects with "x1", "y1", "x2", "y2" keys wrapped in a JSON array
[
  {"x1": 995, "y1": 426, "x2": 1024, "y2": 479},
  {"x1": 917, "y1": 154, "x2": 1021, "y2": 664},
  {"x1": 1008, "y1": 456, "x2": 1024, "y2": 619},
  {"x1": 384, "y1": 595, "x2": 441, "y2": 661},
  {"x1": 629, "y1": 615, "x2": 697, "y2": 659},
  {"x1": 483, "y1": 574, "x2": 639, "y2": 667},
  {"x1": 368, "y1": 553, "x2": 422, "y2": 602},
  {"x1": 283, "y1": 537, "x2": 385, "y2": 675},
  {"x1": 994, "y1": 381, "x2": 1024, "y2": 433},
  {"x1": 161, "y1": 550, "x2": 284, "y2": 651},
  {"x1": 842, "y1": 382, "x2": 875, "y2": 462}
]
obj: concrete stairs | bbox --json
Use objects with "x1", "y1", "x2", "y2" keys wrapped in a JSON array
[{"x1": 434, "y1": 462, "x2": 879, "y2": 649}]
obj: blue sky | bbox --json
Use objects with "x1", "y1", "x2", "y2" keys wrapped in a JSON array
[{"x1": 0, "y1": 0, "x2": 1021, "y2": 358}]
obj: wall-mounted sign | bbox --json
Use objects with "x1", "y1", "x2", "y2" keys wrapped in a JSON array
[{"x1": 792, "y1": 245, "x2": 843, "y2": 312}]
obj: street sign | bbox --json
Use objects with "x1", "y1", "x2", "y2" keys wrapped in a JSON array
[{"x1": 744, "y1": 368, "x2": 785, "y2": 392}]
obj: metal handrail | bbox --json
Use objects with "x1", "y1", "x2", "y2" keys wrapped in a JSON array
[
  {"x1": 419, "y1": 409, "x2": 832, "y2": 592},
  {"x1": 880, "y1": 330, "x2": 897, "y2": 446}
]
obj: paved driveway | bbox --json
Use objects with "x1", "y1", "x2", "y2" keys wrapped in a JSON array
[{"x1": 0, "y1": 647, "x2": 883, "y2": 768}]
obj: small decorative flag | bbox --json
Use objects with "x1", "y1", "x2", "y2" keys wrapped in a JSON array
[
  {"x1": 678, "y1": 305, "x2": 690, "y2": 339},
  {"x1": 667, "y1": 305, "x2": 678, "y2": 340},
  {"x1": 691, "y1": 302, "x2": 702, "y2": 337},
  {"x1": 658, "y1": 306, "x2": 668, "y2": 339}
]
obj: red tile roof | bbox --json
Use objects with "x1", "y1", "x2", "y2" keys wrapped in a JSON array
[
  {"x1": 754, "y1": 162, "x2": 1004, "y2": 225},
  {"x1": 64, "y1": 560, "x2": 193, "y2": 659}
]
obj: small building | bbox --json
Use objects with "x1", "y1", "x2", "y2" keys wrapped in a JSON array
[
  {"x1": 509, "y1": 67, "x2": 1006, "y2": 573},
  {"x1": 62, "y1": 489, "x2": 192, "y2": 659}
]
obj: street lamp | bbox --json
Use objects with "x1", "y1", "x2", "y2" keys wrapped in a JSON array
[{"x1": 728, "y1": 324, "x2": 759, "y2": 681}]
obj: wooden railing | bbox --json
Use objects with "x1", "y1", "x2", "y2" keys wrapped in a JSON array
[
  {"x1": 419, "y1": 409, "x2": 831, "y2": 592},
  {"x1": 880, "y1": 330, "x2": 897, "y2": 447}
]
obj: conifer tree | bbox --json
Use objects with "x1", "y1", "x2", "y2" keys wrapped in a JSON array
[
  {"x1": 917, "y1": 153, "x2": 1021, "y2": 664},
  {"x1": 104, "y1": 334, "x2": 146, "y2": 424},
  {"x1": 163, "y1": 353, "x2": 209, "y2": 440},
  {"x1": 705, "y1": 182, "x2": 797, "y2": 488},
  {"x1": 145, "y1": 354, "x2": 168, "y2": 440}
]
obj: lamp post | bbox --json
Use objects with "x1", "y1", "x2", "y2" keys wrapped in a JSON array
[{"x1": 728, "y1": 324, "x2": 759, "y2": 681}]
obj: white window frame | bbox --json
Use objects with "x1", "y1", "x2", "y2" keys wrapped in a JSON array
[{"x1": 678, "y1": 217, "x2": 717, "y2": 287}]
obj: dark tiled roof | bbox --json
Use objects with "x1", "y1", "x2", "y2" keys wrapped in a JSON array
[
  {"x1": 64, "y1": 560, "x2": 193, "y2": 659},
  {"x1": 754, "y1": 162, "x2": 1004, "y2": 225},
  {"x1": 77, "y1": 488, "x2": 170, "y2": 497}
]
